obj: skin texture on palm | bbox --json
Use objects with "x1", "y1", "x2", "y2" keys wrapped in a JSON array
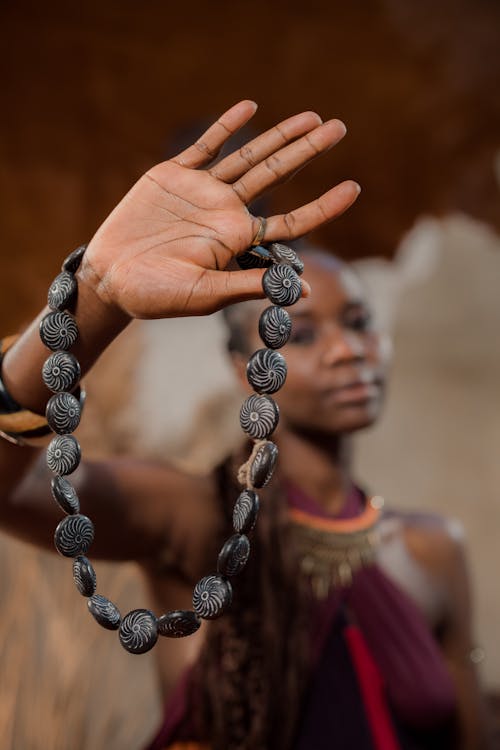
[{"x1": 81, "y1": 101, "x2": 358, "y2": 318}]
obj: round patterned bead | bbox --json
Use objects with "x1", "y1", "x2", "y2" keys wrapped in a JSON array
[
  {"x1": 236, "y1": 245, "x2": 271, "y2": 270},
  {"x1": 42, "y1": 351, "x2": 81, "y2": 393},
  {"x1": 268, "y1": 243, "x2": 304, "y2": 275},
  {"x1": 39, "y1": 311, "x2": 78, "y2": 351},
  {"x1": 47, "y1": 271, "x2": 77, "y2": 312},
  {"x1": 158, "y1": 610, "x2": 201, "y2": 639},
  {"x1": 46, "y1": 392, "x2": 81, "y2": 434},
  {"x1": 46, "y1": 434, "x2": 81, "y2": 475},
  {"x1": 240, "y1": 394, "x2": 279, "y2": 440},
  {"x1": 247, "y1": 349, "x2": 287, "y2": 395},
  {"x1": 217, "y1": 534, "x2": 250, "y2": 577},
  {"x1": 233, "y1": 489, "x2": 259, "y2": 534},
  {"x1": 51, "y1": 476, "x2": 80, "y2": 514},
  {"x1": 88, "y1": 594, "x2": 121, "y2": 631},
  {"x1": 262, "y1": 263, "x2": 302, "y2": 306},
  {"x1": 62, "y1": 244, "x2": 87, "y2": 274},
  {"x1": 193, "y1": 575, "x2": 232, "y2": 620},
  {"x1": 258, "y1": 306, "x2": 292, "y2": 349},
  {"x1": 54, "y1": 514, "x2": 94, "y2": 557},
  {"x1": 119, "y1": 609, "x2": 158, "y2": 654},
  {"x1": 73, "y1": 555, "x2": 97, "y2": 597},
  {"x1": 249, "y1": 441, "x2": 278, "y2": 489}
]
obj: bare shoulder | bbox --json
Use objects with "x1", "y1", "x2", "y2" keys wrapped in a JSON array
[{"x1": 388, "y1": 508, "x2": 468, "y2": 584}]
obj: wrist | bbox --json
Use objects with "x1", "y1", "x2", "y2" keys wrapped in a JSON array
[{"x1": 2, "y1": 248, "x2": 130, "y2": 415}]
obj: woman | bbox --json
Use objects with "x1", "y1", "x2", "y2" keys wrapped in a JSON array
[{"x1": 0, "y1": 101, "x2": 488, "y2": 749}]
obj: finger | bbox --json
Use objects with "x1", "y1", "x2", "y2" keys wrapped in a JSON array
[
  {"x1": 209, "y1": 111, "x2": 323, "y2": 183},
  {"x1": 172, "y1": 100, "x2": 258, "y2": 169},
  {"x1": 231, "y1": 119, "x2": 347, "y2": 205},
  {"x1": 197, "y1": 267, "x2": 312, "y2": 314},
  {"x1": 264, "y1": 180, "x2": 361, "y2": 241}
]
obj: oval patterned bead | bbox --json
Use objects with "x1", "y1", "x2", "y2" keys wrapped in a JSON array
[
  {"x1": 192, "y1": 575, "x2": 232, "y2": 620},
  {"x1": 217, "y1": 534, "x2": 250, "y2": 577},
  {"x1": 39, "y1": 311, "x2": 78, "y2": 351},
  {"x1": 88, "y1": 594, "x2": 121, "y2": 631},
  {"x1": 73, "y1": 555, "x2": 97, "y2": 597},
  {"x1": 62, "y1": 244, "x2": 87, "y2": 274},
  {"x1": 236, "y1": 245, "x2": 271, "y2": 270},
  {"x1": 249, "y1": 440, "x2": 278, "y2": 489},
  {"x1": 42, "y1": 351, "x2": 81, "y2": 393},
  {"x1": 239, "y1": 394, "x2": 279, "y2": 440},
  {"x1": 46, "y1": 392, "x2": 81, "y2": 434},
  {"x1": 258, "y1": 306, "x2": 292, "y2": 349},
  {"x1": 158, "y1": 610, "x2": 201, "y2": 638},
  {"x1": 51, "y1": 475, "x2": 80, "y2": 514},
  {"x1": 232, "y1": 489, "x2": 259, "y2": 534},
  {"x1": 246, "y1": 349, "x2": 287, "y2": 395},
  {"x1": 119, "y1": 609, "x2": 158, "y2": 654},
  {"x1": 46, "y1": 434, "x2": 81, "y2": 475},
  {"x1": 262, "y1": 263, "x2": 302, "y2": 306},
  {"x1": 54, "y1": 514, "x2": 94, "y2": 557},
  {"x1": 268, "y1": 243, "x2": 304, "y2": 275},
  {"x1": 47, "y1": 271, "x2": 77, "y2": 311}
]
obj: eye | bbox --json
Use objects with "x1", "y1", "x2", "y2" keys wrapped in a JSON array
[
  {"x1": 287, "y1": 326, "x2": 317, "y2": 345},
  {"x1": 345, "y1": 311, "x2": 373, "y2": 332}
]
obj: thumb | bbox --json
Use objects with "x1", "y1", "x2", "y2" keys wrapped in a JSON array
[{"x1": 202, "y1": 268, "x2": 311, "y2": 313}]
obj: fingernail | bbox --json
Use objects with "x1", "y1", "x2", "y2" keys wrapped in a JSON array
[{"x1": 302, "y1": 280, "x2": 312, "y2": 297}]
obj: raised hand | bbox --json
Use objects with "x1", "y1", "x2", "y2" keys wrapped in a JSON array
[{"x1": 81, "y1": 101, "x2": 360, "y2": 319}]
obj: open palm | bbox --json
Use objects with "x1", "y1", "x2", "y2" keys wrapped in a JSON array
[{"x1": 82, "y1": 101, "x2": 359, "y2": 319}]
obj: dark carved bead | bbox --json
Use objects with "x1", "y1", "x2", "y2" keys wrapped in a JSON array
[
  {"x1": 247, "y1": 349, "x2": 287, "y2": 394},
  {"x1": 51, "y1": 475, "x2": 80, "y2": 514},
  {"x1": 158, "y1": 610, "x2": 201, "y2": 638},
  {"x1": 217, "y1": 534, "x2": 250, "y2": 577},
  {"x1": 258, "y1": 306, "x2": 292, "y2": 349},
  {"x1": 39, "y1": 311, "x2": 78, "y2": 351},
  {"x1": 42, "y1": 351, "x2": 81, "y2": 393},
  {"x1": 46, "y1": 392, "x2": 81, "y2": 434},
  {"x1": 233, "y1": 489, "x2": 259, "y2": 534},
  {"x1": 262, "y1": 263, "x2": 302, "y2": 306},
  {"x1": 46, "y1": 434, "x2": 81, "y2": 475},
  {"x1": 88, "y1": 594, "x2": 121, "y2": 631},
  {"x1": 73, "y1": 555, "x2": 97, "y2": 596},
  {"x1": 249, "y1": 441, "x2": 278, "y2": 488},
  {"x1": 240, "y1": 394, "x2": 279, "y2": 440},
  {"x1": 268, "y1": 243, "x2": 304, "y2": 275},
  {"x1": 193, "y1": 575, "x2": 232, "y2": 620},
  {"x1": 236, "y1": 245, "x2": 271, "y2": 269},
  {"x1": 54, "y1": 514, "x2": 94, "y2": 557},
  {"x1": 47, "y1": 271, "x2": 77, "y2": 311},
  {"x1": 119, "y1": 609, "x2": 158, "y2": 654},
  {"x1": 61, "y1": 244, "x2": 87, "y2": 274}
]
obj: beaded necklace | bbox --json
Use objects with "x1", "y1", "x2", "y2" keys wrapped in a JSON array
[{"x1": 39, "y1": 242, "x2": 303, "y2": 654}]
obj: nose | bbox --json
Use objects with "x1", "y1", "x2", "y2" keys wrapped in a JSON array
[{"x1": 320, "y1": 327, "x2": 365, "y2": 367}]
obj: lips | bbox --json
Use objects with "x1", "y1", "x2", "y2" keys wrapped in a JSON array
[
  {"x1": 323, "y1": 373, "x2": 382, "y2": 406},
  {"x1": 331, "y1": 381, "x2": 381, "y2": 405}
]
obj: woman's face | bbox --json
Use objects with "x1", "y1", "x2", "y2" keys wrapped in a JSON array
[{"x1": 243, "y1": 255, "x2": 391, "y2": 436}]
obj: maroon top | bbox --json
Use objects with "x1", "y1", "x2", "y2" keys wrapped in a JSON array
[{"x1": 147, "y1": 485, "x2": 457, "y2": 749}]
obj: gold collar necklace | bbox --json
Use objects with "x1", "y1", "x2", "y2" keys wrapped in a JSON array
[{"x1": 288, "y1": 495, "x2": 384, "y2": 598}]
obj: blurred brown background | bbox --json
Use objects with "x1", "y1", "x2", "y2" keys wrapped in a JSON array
[
  {"x1": 0, "y1": 1, "x2": 499, "y2": 748},
  {"x1": 1, "y1": 0, "x2": 500, "y2": 326}
]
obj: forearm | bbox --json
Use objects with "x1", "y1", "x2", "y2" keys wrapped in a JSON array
[{"x1": 0, "y1": 258, "x2": 129, "y2": 505}]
